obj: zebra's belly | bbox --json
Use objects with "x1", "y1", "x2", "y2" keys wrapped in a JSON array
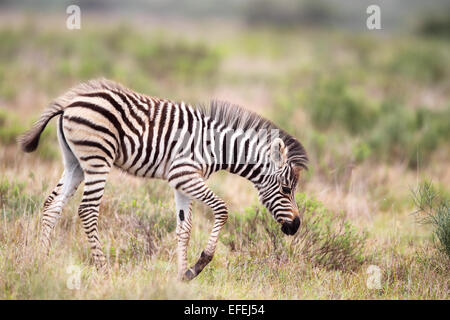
[{"x1": 113, "y1": 156, "x2": 171, "y2": 180}]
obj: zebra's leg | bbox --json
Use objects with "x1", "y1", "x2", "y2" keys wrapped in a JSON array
[
  {"x1": 77, "y1": 168, "x2": 110, "y2": 272},
  {"x1": 171, "y1": 175, "x2": 228, "y2": 281},
  {"x1": 40, "y1": 174, "x2": 65, "y2": 250},
  {"x1": 40, "y1": 160, "x2": 84, "y2": 251},
  {"x1": 174, "y1": 189, "x2": 193, "y2": 280},
  {"x1": 40, "y1": 114, "x2": 84, "y2": 251},
  {"x1": 61, "y1": 109, "x2": 117, "y2": 272}
]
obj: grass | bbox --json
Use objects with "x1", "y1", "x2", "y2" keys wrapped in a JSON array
[
  {"x1": 0, "y1": 16, "x2": 449, "y2": 299},
  {"x1": 0, "y1": 109, "x2": 25, "y2": 145},
  {"x1": 413, "y1": 181, "x2": 450, "y2": 258},
  {"x1": 0, "y1": 167, "x2": 447, "y2": 299}
]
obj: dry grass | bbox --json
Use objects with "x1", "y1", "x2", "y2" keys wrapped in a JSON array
[
  {"x1": 0, "y1": 14, "x2": 449, "y2": 299},
  {"x1": 0, "y1": 151, "x2": 448, "y2": 299}
]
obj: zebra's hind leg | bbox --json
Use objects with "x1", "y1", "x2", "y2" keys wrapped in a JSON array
[
  {"x1": 40, "y1": 114, "x2": 84, "y2": 252},
  {"x1": 174, "y1": 189, "x2": 193, "y2": 280},
  {"x1": 40, "y1": 165, "x2": 84, "y2": 252},
  {"x1": 77, "y1": 168, "x2": 111, "y2": 272},
  {"x1": 61, "y1": 110, "x2": 116, "y2": 273}
]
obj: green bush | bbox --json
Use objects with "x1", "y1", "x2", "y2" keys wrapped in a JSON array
[
  {"x1": 244, "y1": 0, "x2": 337, "y2": 27},
  {"x1": 388, "y1": 44, "x2": 448, "y2": 83},
  {"x1": 417, "y1": 14, "x2": 450, "y2": 39},
  {"x1": 221, "y1": 206, "x2": 281, "y2": 255},
  {"x1": 0, "y1": 109, "x2": 26, "y2": 145},
  {"x1": 293, "y1": 76, "x2": 449, "y2": 168},
  {"x1": 352, "y1": 141, "x2": 372, "y2": 164},
  {"x1": 306, "y1": 77, "x2": 377, "y2": 135},
  {"x1": 367, "y1": 101, "x2": 450, "y2": 168},
  {"x1": 0, "y1": 24, "x2": 223, "y2": 101},
  {"x1": 133, "y1": 37, "x2": 222, "y2": 81},
  {"x1": 293, "y1": 193, "x2": 367, "y2": 271},
  {"x1": 221, "y1": 193, "x2": 367, "y2": 272},
  {"x1": 413, "y1": 181, "x2": 450, "y2": 259},
  {"x1": 0, "y1": 178, "x2": 42, "y2": 219}
]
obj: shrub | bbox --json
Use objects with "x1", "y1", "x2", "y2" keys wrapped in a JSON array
[
  {"x1": 352, "y1": 141, "x2": 372, "y2": 164},
  {"x1": 367, "y1": 101, "x2": 450, "y2": 168},
  {"x1": 295, "y1": 79, "x2": 449, "y2": 168},
  {"x1": 221, "y1": 206, "x2": 281, "y2": 256},
  {"x1": 221, "y1": 193, "x2": 367, "y2": 272},
  {"x1": 412, "y1": 181, "x2": 450, "y2": 259},
  {"x1": 133, "y1": 37, "x2": 222, "y2": 81},
  {"x1": 388, "y1": 44, "x2": 448, "y2": 83},
  {"x1": 292, "y1": 193, "x2": 367, "y2": 271},
  {"x1": 244, "y1": 0, "x2": 337, "y2": 27},
  {"x1": 417, "y1": 14, "x2": 450, "y2": 39},
  {"x1": 306, "y1": 77, "x2": 377, "y2": 135},
  {"x1": 0, "y1": 109, "x2": 26, "y2": 145}
]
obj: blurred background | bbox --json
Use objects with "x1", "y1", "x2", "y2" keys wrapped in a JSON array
[
  {"x1": 1, "y1": 0, "x2": 449, "y2": 196},
  {"x1": 0, "y1": 0, "x2": 449, "y2": 299}
]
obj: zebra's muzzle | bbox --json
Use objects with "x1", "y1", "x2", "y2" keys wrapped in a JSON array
[{"x1": 281, "y1": 216, "x2": 300, "y2": 235}]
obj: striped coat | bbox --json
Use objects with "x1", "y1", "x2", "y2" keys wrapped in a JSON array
[{"x1": 20, "y1": 79, "x2": 307, "y2": 280}]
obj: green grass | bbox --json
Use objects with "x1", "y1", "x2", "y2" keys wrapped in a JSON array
[
  {"x1": 0, "y1": 109, "x2": 25, "y2": 145},
  {"x1": 0, "y1": 177, "x2": 43, "y2": 220},
  {"x1": 0, "y1": 18, "x2": 449, "y2": 299},
  {"x1": 0, "y1": 171, "x2": 447, "y2": 299},
  {"x1": 413, "y1": 181, "x2": 450, "y2": 259}
]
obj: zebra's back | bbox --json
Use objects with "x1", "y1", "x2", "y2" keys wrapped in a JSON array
[{"x1": 60, "y1": 79, "x2": 190, "y2": 180}]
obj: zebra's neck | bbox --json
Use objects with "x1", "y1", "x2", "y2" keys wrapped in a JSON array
[{"x1": 197, "y1": 114, "x2": 277, "y2": 186}]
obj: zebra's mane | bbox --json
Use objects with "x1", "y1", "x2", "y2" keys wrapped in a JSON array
[{"x1": 199, "y1": 100, "x2": 308, "y2": 169}]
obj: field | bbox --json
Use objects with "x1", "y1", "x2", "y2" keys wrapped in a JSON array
[{"x1": 0, "y1": 12, "x2": 449, "y2": 299}]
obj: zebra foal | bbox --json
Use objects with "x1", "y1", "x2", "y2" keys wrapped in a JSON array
[{"x1": 19, "y1": 79, "x2": 308, "y2": 280}]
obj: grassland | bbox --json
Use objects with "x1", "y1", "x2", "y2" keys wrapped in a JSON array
[{"x1": 0, "y1": 14, "x2": 449, "y2": 299}]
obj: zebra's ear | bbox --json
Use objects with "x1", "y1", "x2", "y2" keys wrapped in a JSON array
[{"x1": 270, "y1": 138, "x2": 287, "y2": 168}]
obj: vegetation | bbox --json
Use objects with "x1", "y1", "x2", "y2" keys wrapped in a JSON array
[
  {"x1": 222, "y1": 194, "x2": 367, "y2": 273},
  {"x1": 0, "y1": 13, "x2": 448, "y2": 299},
  {"x1": 413, "y1": 181, "x2": 450, "y2": 259},
  {"x1": 294, "y1": 194, "x2": 367, "y2": 271}
]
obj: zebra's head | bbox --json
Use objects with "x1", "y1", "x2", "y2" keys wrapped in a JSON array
[{"x1": 257, "y1": 137, "x2": 305, "y2": 236}]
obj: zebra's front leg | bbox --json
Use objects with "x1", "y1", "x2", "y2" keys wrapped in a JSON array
[
  {"x1": 184, "y1": 200, "x2": 228, "y2": 280},
  {"x1": 174, "y1": 190, "x2": 193, "y2": 280},
  {"x1": 178, "y1": 178, "x2": 228, "y2": 281}
]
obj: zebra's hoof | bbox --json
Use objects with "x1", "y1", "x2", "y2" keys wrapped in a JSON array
[
  {"x1": 182, "y1": 269, "x2": 196, "y2": 281},
  {"x1": 94, "y1": 259, "x2": 109, "y2": 275}
]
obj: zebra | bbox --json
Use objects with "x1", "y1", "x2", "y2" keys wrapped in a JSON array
[{"x1": 19, "y1": 79, "x2": 308, "y2": 280}]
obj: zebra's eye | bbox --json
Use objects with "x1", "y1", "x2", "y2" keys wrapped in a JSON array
[{"x1": 281, "y1": 185, "x2": 291, "y2": 194}]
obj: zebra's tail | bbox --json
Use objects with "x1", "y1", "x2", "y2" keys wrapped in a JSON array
[
  {"x1": 18, "y1": 78, "x2": 123, "y2": 153},
  {"x1": 18, "y1": 83, "x2": 83, "y2": 153},
  {"x1": 18, "y1": 101, "x2": 65, "y2": 152}
]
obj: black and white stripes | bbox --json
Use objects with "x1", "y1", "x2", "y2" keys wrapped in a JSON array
[{"x1": 19, "y1": 78, "x2": 308, "y2": 280}]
